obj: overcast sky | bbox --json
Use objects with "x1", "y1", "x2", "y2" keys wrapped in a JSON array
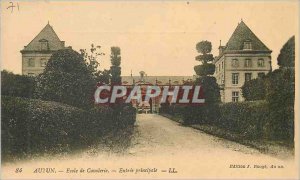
[{"x1": 1, "y1": 1, "x2": 298, "y2": 76}]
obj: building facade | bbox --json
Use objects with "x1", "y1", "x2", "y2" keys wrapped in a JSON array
[
  {"x1": 20, "y1": 23, "x2": 66, "y2": 76},
  {"x1": 213, "y1": 21, "x2": 272, "y2": 102},
  {"x1": 122, "y1": 71, "x2": 196, "y2": 113}
]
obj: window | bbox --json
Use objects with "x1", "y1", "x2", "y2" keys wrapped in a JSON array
[
  {"x1": 232, "y1": 59, "x2": 239, "y2": 67},
  {"x1": 243, "y1": 41, "x2": 252, "y2": 50},
  {"x1": 39, "y1": 39, "x2": 49, "y2": 51},
  {"x1": 219, "y1": 64, "x2": 221, "y2": 71},
  {"x1": 257, "y1": 59, "x2": 264, "y2": 67},
  {"x1": 28, "y1": 58, "x2": 35, "y2": 67},
  {"x1": 245, "y1": 73, "x2": 252, "y2": 82},
  {"x1": 40, "y1": 58, "x2": 47, "y2": 67},
  {"x1": 232, "y1": 73, "x2": 239, "y2": 85},
  {"x1": 221, "y1": 74, "x2": 224, "y2": 84},
  {"x1": 232, "y1": 91, "x2": 239, "y2": 102},
  {"x1": 222, "y1": 62, "x2": 224, "y2": 69},
  {"x1": 245, "y1": 59, "x2": 252, "y2": 67},
  {"x1": 258, "y1": 72, "x2": 265, "y2": 78}
]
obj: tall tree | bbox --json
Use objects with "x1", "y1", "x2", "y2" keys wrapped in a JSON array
[
  {"x1": 265, "y1": 36, "x2": 295, "y2": 140},
  {"x1": 35, "y1": 49, "x2": 95, "y2": 109},
  {"x1": 194, "y1": 41, "x2": 220, "y2": 103},
  {"x1": 277, "y1": 36, "x2": 295, "y2": 68},
  {"x1": 80, "y1": 44, "x2": 110, "y2": 83},
  {"x1": 110, "y1": 47, "x2": 122, "y2": 84},
  {"x1": 194, "y1": 41, "x2": 215, "y2": 76}
]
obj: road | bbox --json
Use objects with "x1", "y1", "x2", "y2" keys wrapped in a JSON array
[{"x1": 2, "y1": 114, "x2": 297, "y2": 179}]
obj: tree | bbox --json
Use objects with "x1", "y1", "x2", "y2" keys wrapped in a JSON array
[
  {"x1": 35, "y1": 49, "x2": 96, "y2": 109},
  {"x1": 265, "y1": 36, "x2": 295, "y2": 140},
  {"x1": 265, "y1": 69, "x2": 294, "y2": 140},
  {"x1": 194, "y1": 63, "x2": 215, "y2": 76},
  {"x1": 242, "y1": 76, "x2": 266, "y2": 101},
  {"x1": 98, "y1": 69, "x2": 111, "y2": 84},
  {"x1": 195, "y1": 76, "x2": 220, "y2": 104},
  {"x1": 239, "y1": 36, "x2": 295, "y2": 140},
  {"x1": 80, "y1": 44, "x2": 111, "y2": 83},
  {"x1": 277, "y1": 36, "x2": 295, "y2": 68},
  {"x1": 194, "y1": 41, "x2": 220, "y2": 103},
  {"x1": 110, "y1": 47, "x2": 122, "y2": 84}
]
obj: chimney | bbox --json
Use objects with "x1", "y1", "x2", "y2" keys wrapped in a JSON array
[{"x1": 218, "y1": 40, "x2": 225, "y2": 56}]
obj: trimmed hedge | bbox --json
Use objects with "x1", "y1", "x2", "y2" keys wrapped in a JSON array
[
  {"x1": 161, "y1": 100, "x2": 293, "y2": 142},
  {"x1": 216, "y1": 101, "x2": 269, "y2": 140},
  {"x1": 1, "y1": 70, "x2": 35, "y2": 98},
  {"x1": 1, "y1": 96, "x2": 135, "y2": 160},
  {"x1": 161, "y1": 104, "x2": 219, "y2": 125},
  {"x1": 119, "y1": 105, "x2": 136, "y2": 126}
]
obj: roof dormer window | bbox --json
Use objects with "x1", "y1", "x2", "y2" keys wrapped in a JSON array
[
  {"x1": 243, "y1": 40, "x2": 252, "y2": 50},
  {"x1": 39, "y1": 39, "x2": 49, "y2": 51}
]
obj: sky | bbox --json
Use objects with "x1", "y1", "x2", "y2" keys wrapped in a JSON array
[{"x1": 1, "y1": 1, "x2": 298, "y2": 76}]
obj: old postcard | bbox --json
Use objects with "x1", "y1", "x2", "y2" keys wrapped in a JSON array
[{"x1": 1, "y1": 0, "x2": 299, "y2": 179}]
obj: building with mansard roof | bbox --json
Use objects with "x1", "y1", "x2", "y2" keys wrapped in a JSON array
[
  {"x1": 20, "y1": 23, "x2": 68, "y2": 76},
  {"x1": 213, "y1": 20, "x2": 272, "y2": 102},
  {"x1": 122, "y1": 75, "x2": 196, "y2": 86},
  {"x1": 122, "y1": 71, "x2": 196, "y2": 113}
]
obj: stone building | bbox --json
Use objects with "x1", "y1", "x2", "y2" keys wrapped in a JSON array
[
  {"x1": 213, "y1": 20, "x2": 272, "y2": 102},
  {"x1": 122, "y1": 71, "x2": 196, "y2": 113},
  {"x1": 20, "y1": 23, "x2": 67, "y2": 76}
]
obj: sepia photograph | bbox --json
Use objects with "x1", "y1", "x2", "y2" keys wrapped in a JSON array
[{"x1": 0, "y1": 0, "x2": 299, "y2": 179}]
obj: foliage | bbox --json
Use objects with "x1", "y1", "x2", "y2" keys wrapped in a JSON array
[
  {"x1": 195, "y1": 76, "x2": 220, "y2": 104},
  {"x1": 110, "y1": 46, "x2": 122, "y2": 84},
  {"x1": 80, "y1": 44, "x2": 111, "y2": 83},
  {"x1": 161, "y1": 104, "x2": 219, "y2": 125},
  {"x1": 216, "y1": 101, "x2": 270, "y2": 139},
  {"x1": 195, "y1": 54, "x2": 214, "y2": 62},
  {"x1": 98, "y1": 69, "x2": 111, "y2": 84},
  {"x1": 194, "y1": 40, "x2": 220, "y2": 104},
  {"x1": 265, "y1": 69, "x2": 294, "y2": 140},
  {"x1": 277, "y1": 36, "x2": 295, "y2": 68},
  {"x1": 162, "y1": 100, "x2": 293, "y2": 141},
  {"x1": 119, "y1": 105, "x2": 136, "y2": 126},
  {"x1": 1, "y1": 96, "x2": 136, "y2": 160},
  {"x1": 80, "y1": 44, "x2": 105, "y2": 77},
  {"x1": 194, "y1": 64, "x2": 215, "y2": 76},
  {"x1": 1, "y1": 96, "x2": 109, "y2": 159},
  {"x1": 196, "y1": 41, "x2": 212, "y2": 56},
  {"x1": 239, "y1": 36, "x2": 295, "y2": 140},
  {"x1": 1, "y1": 70, "x2": 35, "y2": 98},
  {"x1": 35, "y1": 49, "x2": 96, "y2": 109},
  {"x1": 242, "y1": 76, "x2": 266, "y2": 101}
]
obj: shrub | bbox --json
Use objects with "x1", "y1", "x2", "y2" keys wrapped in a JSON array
[
  {"x1": 159, "y1": 102, "x2": 170, "y2": 114},
  {"x1": 161, "y1": 100, "x2": 292, "y2": 141},
  {"x1": 195, "y1": 76, "x2": 220, "y2": 104},
  {"x1": 119, "y1": 105, "x2": 136, "y2": 126},
  {"x1": 162, "y1": 104, "x2": 218, "y2": 125},
  {"x1": 265, "y1": 69, "x2": 294, "y2": 141},
  {"x1": 217, "y1": 101, "x2": 269, "y2": 139},
  {"x1": 242, "y1": 76, "x2": 266, "y2": 101},
  {"x1": 1, "y1": 96, "x2": 115, "y2": 160},
  {"x1": 35, "y1": 49, "x2": 96, "y2": 109},
  {"x1": 1, "y1": 70, "x2": 35, "y2": 98}
]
